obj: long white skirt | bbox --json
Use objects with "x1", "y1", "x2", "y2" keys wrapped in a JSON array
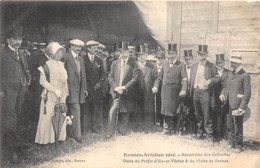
[{"x1": 35, "y1": 99, "x2": 66, "y2": 144}]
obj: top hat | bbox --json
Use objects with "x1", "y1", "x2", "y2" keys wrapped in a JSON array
[
  {"x1": 119, "y1": 42, "x2": 129, "y2": 51},
  {"x1": 168, "y1": 43, "x2": 177, "y2": 54},
  {"x1": 197, "y1": 45, "x2": 208, "y2": 54},
  {"x1": 215, "y1": 54, "x2": 225, "y2": 62},
  {"x1": 136, "y1": 45, "x2": 146, "y2": 54},
  {"x1": 184, "y1": 49, "x2": 193, "y2": 57},
  {"x1": 7, "y1": 25, "x2": 25, "y2": 38}
]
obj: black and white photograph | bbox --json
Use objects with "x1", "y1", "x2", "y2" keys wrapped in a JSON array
[{"x1": 0, "y1": 0, "x2": 259, "y2": 167}]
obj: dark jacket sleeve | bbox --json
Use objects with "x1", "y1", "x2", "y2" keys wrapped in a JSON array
[
  {"x1": 108, "y1": 61, "x2": 118, "y2": 92},
  {"x1": 239, "y1": 73, "x2": 251, "y2": 110}
]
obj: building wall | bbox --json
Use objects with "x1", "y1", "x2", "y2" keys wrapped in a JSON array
[{"x1": 168, "y1": 1, "x2": 259, "y2": 141}]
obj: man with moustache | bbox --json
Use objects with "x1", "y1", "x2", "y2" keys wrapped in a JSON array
[
  {"x1": 64, "y1": 39, "x2": 88, "y2": 143},
  {"x1": 219, "y1": 53, "x2": 251, "y2": 152},
  {"x1": 190, "y1": 45, "x2": 218, "y2": 142},
  {"x1": 152, "y1": 44, "x2": 187, "y2": 135},
  {"x1": 211, "y1": 54, "x2": 229, "y2": 141},
  {"x1": 106, "y1": 48, "x2": 138, "y2": 138},
  {"x1": 1, "y1": 25, "x2": 31, "y2": 163},
  {"x1": 82, "y1": 40, "x2": 105, "y2": 134}
]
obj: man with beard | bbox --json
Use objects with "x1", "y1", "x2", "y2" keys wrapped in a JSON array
[
  {"x1": 219, "y1": 53, "x2": 251, "y2": 152},
  {"x1": 1, "y1": 25, "x2": 31, "y2": 163},
  {"x1": 106, "y1": 49, "x2": 138, "y2": 138},
  {"x1": 64, "y1": 39, "x2": 88, "y2": 143},
  {"x1": 82, "y1": 40, "x2": 105, "y2": 134},
  {"x1": 128, "y1": 45, "x2": 137, "y2": 61},
  {"x1": 152, "y1": 44, "x2": 187, "y2": 135},
  {"x1": 190, "y1": 45, "x2": 218, "y2": 142}
]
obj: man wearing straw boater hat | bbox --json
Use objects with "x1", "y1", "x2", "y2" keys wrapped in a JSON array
[
  {"x1": 106, "y1": 42, "x2": 138, "y2": 138},
  {"x1": 153, "y1": 43, "x2": 187, "y2": 135},
  {"x1": 211, "y1": 54, "x2": 229, "y2": 142},
  {"x1": 189, "y1": 45, "x2": 218, "y2": 142},
  {"x1": 1, "y1": 25, "x2": 31, "y2": 163},
  {"x1": 219, "y1": 52, "x2": 251, "y2": 152},
  {"x1": 64, "y1": 39, "x2": 87, "y2": 143}
]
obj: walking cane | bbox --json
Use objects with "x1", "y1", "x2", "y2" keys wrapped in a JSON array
[
  {"x1": 154, "y1": 93, "x2": 157, "y2": 125},
  {"x1": 115, "y1": 95, "x2": 121, "y2": 137}
]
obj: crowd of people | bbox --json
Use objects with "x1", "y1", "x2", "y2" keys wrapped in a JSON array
[{"x1": 1, "y1": 25, "x2": 251, "y2": 164}]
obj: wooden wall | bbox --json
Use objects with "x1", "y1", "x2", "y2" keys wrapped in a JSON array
[{"x1": 168, "y1": 1, "x2": 259, "y2": 141}]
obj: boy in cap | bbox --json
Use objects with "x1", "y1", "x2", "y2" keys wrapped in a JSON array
[
  {"x1": 153, "y1": 44, "x2": 187, "y2": 135},
  {"x1": 63, "y1": 39, "x2": 87, "y2": 143},
  {"x1": 1, "y1": 25, "x2": 31, "y2": 163},
  {"x1": 219, "y1": 52, "x2": 251, "y2": 152}
]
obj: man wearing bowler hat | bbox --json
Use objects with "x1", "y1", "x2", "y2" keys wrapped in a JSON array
[
  {"x1": 190, "y1": 45, "x2": 218, "y2": 142},
  {"x1": 211, "y1": 54, "x2": 229, "y2": 141},
  {"x1": 219, "y1": 52, "x2": 251, "y2": 152},
  {"x1": 63, "y1": 39, "x2": 88, "y2": 143},
  {"x1": 153, "y1": 43, "x2": 188, "y2": 135},
  {"x1": 1, "y1": 25, "x2": 31, "y2": 163}
]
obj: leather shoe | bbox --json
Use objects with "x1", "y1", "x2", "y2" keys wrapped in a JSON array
[{"x1": 74, "y1": 137, "x2": 82, "y2": 143}]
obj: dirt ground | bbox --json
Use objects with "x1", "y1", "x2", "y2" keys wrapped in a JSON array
[{"x1": 9, "y1": 132, "x2": 259, "y2": 168}]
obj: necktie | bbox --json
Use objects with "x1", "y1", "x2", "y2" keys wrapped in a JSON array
[
  {"x1": 15, "y1": 51, "x2": 19, "y2": 60},
  {"x1": 75, "y1": 56, "x2": 81, "y2": 73}
]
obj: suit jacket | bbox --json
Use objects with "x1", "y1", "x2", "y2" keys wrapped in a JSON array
[
  {"x1": 136, "y1": 60, "x2": 157, "y2": 113},
  {"x1": 64, "y1": 51, "x2": 87, "y2": 104},
  {"x1": 108, "y1": 58, "x2": 138, "y2": 112},
  {"x1": 84, "y1": 53, "x2": 105, "y2": 101},
  {"x1": 221, "y1": 68, "x2": 251, "y2": 110},
  {"x1": 190, "y1": 60, "x2": 218, "y2": 108},
  {"x1": 1, "y1": 46, "x2": 31, "y2": 91}
]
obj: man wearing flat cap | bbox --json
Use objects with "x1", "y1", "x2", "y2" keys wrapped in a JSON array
[
  {"x1": 219, "y1": 52, "x2": 251, "y2": 152},
  {"x1": 190, "y1": 45, "x2": 218, "y2": 142},
  {"x1": 82, "y1": 40, "x2": 105, "y2": 134},
  {"x1": 1, "y1": 25, "x2": 31, "y2": 163},
  {"x1": 153, "y1": 43, "x2": 188, "y2": 135},
  {"x1": 63, "y1": 39, "x2": 87, "y2": 143}
]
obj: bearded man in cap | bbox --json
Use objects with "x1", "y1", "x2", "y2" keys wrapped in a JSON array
[
  {"x1": 219, "y1": 53, "x2": 251, "y2": 152},
  {"x1": 153, "y1": 44, "x2": 187, "y2": 135},
  {"x1": 190, "y1": 45, "x2": 218, "y2": 142},
  {"x1": 63, "y1": 39, "x2": 87, "y2": 143},
  {"x1": 1, "y1": 25, "x2": 31, "y2": 163},
  {"x1": 82, "y1": 40, "x2": 105, "y2": 134},
  {"x1": 106, "y1": 48, "x2": 138, "y2": 138}
]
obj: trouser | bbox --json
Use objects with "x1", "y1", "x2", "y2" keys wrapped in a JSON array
[
  {"x1": 193, "y1": 88, "x2": 213, "y2": 138},
  {"x1": 2, "y1": 85, "x2": 27, "y2": 152},
  {"x1": 184, "y1": 92, "x2": 197, "y2": 134},
  {"x1": 156, "y1": 87, "x2": 163, "y2": 126},
  {"x1": 107, "y1": 99, "x2": 130, "y2": 136},
  {"x1": 227, "y1": 107, "x2": 243, "y2": 149},
  {"x1": 163, "y1": 115, "x2": 178, "y2": 132},
  {"x1": 67, "y1": 103, "x2": 81, "y2": 138},
  {"x1": 82, "y1": 100, "x2": 103, "y2": 133},
  {"x1": 213, "y1": 106, "x2": 228, "y2": 140}
]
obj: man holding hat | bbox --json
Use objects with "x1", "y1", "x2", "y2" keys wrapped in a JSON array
[
  {"x1": 211, "y1": 54, "x2": 229, "y2": 141},
  {"x1": 153, "y1": 43, "x2": 188, "y2": 135},
  {"x1": 82, "y1": 40, "x2": 105, "y2": 134},
  {"x1": 190, "y1": 45, "x2": 218, "y2": 142},
  {"x1": 219, "y1": 52, "x2": 251, "y2": 152},
  {"x1": 1, "y1": 25, "x2": 31, "y2": 163},
  {"x1": 63, "y1": 39, "x2": 87, "y2": 143},
  {"x1": 107, "y1": 48, "x2": 138, "y2": 138}
]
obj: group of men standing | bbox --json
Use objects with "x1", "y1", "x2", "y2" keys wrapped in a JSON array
[{"x1": 1, "y1": 25, "x2": 251, "y2": 163}]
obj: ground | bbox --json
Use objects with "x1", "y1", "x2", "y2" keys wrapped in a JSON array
[{"x1": 1, "y1": 131, "x2": 259, "y2": 168}]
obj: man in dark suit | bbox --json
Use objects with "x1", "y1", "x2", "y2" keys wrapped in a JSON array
[
  {"x1": 219, "y1": 53, "x2": 251, "y2": 152},
  {"x1": 106, "y1": 49, "x2": 138, "y2": 138},
  {"x1": 211, "y1": 54, "x2": 229, "y2": 141},
  {"x1": 82, "y1": 40, "x2": 105, "y2": 134},
  {"x1": 1, "y1": 25, "x2": 31, "y2": 163},
  {"x1": 135, "y1": 49, "x2": 157, "y2": 133},
  {"x1": 64, "y1": 39, "x2": 88, "y2": 143},
  {"x1": 190, "y1": 45, "x2": 218, "y2": 142},
  {"x1": 153, "y1": 44, "x2": 187, "y2": 135}
]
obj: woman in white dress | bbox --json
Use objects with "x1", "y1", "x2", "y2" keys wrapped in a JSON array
[{"x1": 35, "y1": 42, "x2": 69, "y2": 144}]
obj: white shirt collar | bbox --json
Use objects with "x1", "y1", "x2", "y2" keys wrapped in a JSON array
[
  {"x1": 71, "y1": 50, "x2": 78, "y2": 58},
  {"x1": 8, "y1": 44, "x2": 18, "y2": 53},
  {"x1": 121, "y1": 57, "x2": 129, "y2": 64},
  {"x1": 169, "y1": 58, "x2": 177, "y2": 65},
  {"x1": 235, "y1": 66, "x2": 242, "y2": 73},
  {"x1": 138, "y1": 60, "x2": 146, "y2": 69},
  {"x1": 45, "y1": 53, "x2": 50, "y2": 59},
  {"x1": 218, "y1": 69, "x2": 224, "y2": 75}
]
